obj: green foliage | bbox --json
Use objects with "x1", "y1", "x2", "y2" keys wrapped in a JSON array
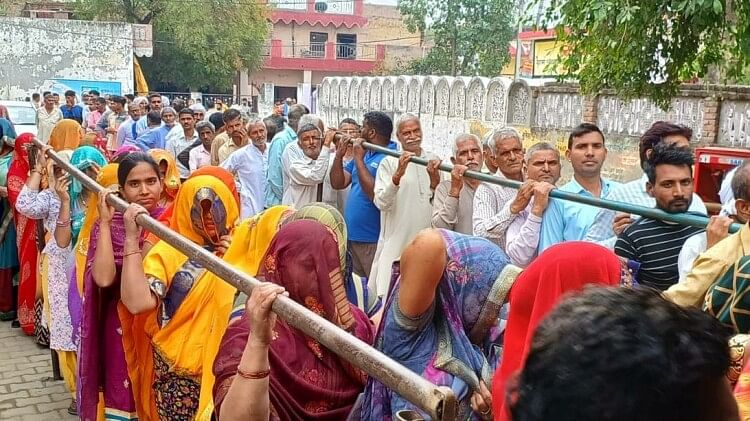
[
  {"x1": 534, "y1": 0, "x2": 750, "y2": 108},
  {"x1": 398, "y1": 0, "x2": 517, "y2": 76},
  {"x1": 74, "y1": 0, "x2": 269, "y2": 91}
]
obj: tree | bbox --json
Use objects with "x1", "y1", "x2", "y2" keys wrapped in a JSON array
[
  {"x1": 534, "y1": 0, "x2": 750, "y2": 108},
  {"x1": 399, "y1": 0, "x2": 517, "y2": 77},
  {"x1": 74, "y1": 0, "x2": 269, "y2": 92}
]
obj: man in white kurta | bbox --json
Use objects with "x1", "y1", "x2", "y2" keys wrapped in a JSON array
[
  {"x1": 281, "y1": 133, "x2": 332, "y2": 208},
  {"x1": 370, "y1": 115, "x2": 442, "y2": 297}
]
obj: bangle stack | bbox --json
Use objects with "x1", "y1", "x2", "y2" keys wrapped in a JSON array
[
  {"x1": 237, "y1": 367, "x2": 270, "y2": 380},
  {"x1": 56, "y1": 219, "x2": 70, "y2": 227}
]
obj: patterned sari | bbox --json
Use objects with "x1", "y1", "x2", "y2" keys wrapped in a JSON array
[
  {"x1": 213, "y1": 220, "x2": 375, "y2": 420},
  {"x1": 7, "y1": 133, "x2": 38, "y2": 335},
  {"x1": 0, "y1": 146, "x2": 19, "y2": 319},
  {"x1": 357, "y1": 229, "x2": 521, "y2": 420},
  {"x1": 493, "y1": 242, "x2": 632, "y2": 420},
  {"x1": 122, "y1": 175, "x2": 240, "y2": 421}
]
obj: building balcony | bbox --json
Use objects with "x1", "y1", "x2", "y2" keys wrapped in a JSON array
[{"x1": 264, "y1": 40, "x2": 386, "y2": 73}]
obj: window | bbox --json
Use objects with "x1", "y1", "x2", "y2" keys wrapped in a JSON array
[
  {"x1": 308, "y1": 32, "x2": 328, "y2": 57},
  {"x1": 336, "y1": 34, "x2": 357, "y2": 60}
]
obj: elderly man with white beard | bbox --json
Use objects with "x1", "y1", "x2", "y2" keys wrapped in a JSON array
[
  {"x1": 430, "y1": 133, "x2": 483, "y2": 235},
  {"x1": 369, "y1": 114, "x2": 443, "y2": 298}
]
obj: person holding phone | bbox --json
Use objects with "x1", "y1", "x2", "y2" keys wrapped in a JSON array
[{"x1": 14, "y1": 146, "x2": 80, "y2": 415}]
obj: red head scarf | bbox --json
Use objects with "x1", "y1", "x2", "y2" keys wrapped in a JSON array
[{"x1": 493, "y1": 242, "x2": 624, "y2": 420}]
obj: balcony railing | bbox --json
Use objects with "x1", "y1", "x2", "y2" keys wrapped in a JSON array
[{"x1": 267, "y1": 40, "x2": 384, "y2": 62}]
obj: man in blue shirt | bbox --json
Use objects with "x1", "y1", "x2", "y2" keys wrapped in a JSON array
[
  {"x1": 265, "y1": 104, "x2": 308, "y2": 206},
  {"x1": 538, "y1": 123, "x2": 621, "y2": 252},
  {"x1": 331, "y1": 111, "x2": 399, "y2": 279},
  {"x1": 60, "y1": 90, "x2": 83, "y2": 124}
]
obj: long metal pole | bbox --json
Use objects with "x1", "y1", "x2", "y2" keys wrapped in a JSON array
[
  {"x1": 362, "y1": 142, "x2": 743, "y2": 234},
  {"x1": 34, "y1": 139, "x2": 458, "y2": 421}
]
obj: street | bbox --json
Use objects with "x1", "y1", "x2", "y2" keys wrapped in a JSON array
[{"x1": 0, "y1": 320, "x2": 77, "y2": 420}]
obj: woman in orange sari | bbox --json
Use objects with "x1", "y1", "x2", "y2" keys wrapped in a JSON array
[{"x1": 120, "y1": 175, "x2": 239, "y2": 420}]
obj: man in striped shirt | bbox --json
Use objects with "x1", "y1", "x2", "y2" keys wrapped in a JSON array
[{"x1": 615, "y1": 144, "x2": 705, "y2": 290}]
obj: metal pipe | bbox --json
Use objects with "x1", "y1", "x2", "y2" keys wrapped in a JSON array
[
  {"x1": 34, "y1": 139, "x2": 458, "y2": 421},
  {"x1": 363, "y1": 142, "x2": 742, "y2": 234}
]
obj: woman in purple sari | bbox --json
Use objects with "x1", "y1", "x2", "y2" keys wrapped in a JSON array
[
  {"x1": 77, "y1": 152, "x2": 165, "y2": 421},
  {"x1": 354, "y1": 228, "x2": 521, "y2": 420}
]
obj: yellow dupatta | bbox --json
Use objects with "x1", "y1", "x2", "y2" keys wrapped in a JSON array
[
  {"x1": 123, "y1": 175, "x2": 239, "y2": 421},
  {"x1": 73, "y1": 163, "x2": 119, "y2": 294},
  {"x1": 148, "y1": 148, "x2": 181, "y2": 203},
  {"x1": 222, "y1": 205, "x2": 295, "y2": 277}
]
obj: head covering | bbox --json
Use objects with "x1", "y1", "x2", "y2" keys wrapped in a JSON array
[
  {"x1": 213, "y1": 220, "x2": 375, "y2": 420},
  {"x1": 69, "y1": 146, "x2": 107, "y2": 245},
  {"x1": 10, "y1": 133, "x2": 33, "y2": 174},
  {"x1": 112, "y1": 144, "x2": 139, "y2": 162},
  {"x1": 287, "y1": 202, "x2": 380, "y2": 316},
  {"x1": 167, "y1": 174, "x2": 239, "y2": 246},
  {"x1": 0, "y1": 118, "x2": 17, "y2": 147},
  {"x1": 493, "y1": 242, "x2": 627, "y2": 420},
  {"x1": 143, "y1": 166, "x2": 239, "y2": 248},
  {"x1": 359, "y1": 229, "x2": 520, "y2": 420},
  {"x1": 49, "y1": 119, "x2": 83, "y2": 151},
  {"x1": 148, "y1": 148, "x2": 181, "y2": 201},
  {"x1": 221, "y1": 205, "x2": 295, "y2": 277}
]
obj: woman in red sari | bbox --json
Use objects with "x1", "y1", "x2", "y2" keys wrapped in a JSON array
[
  {"x1": 7, "y1": 133, "x2": 38, "y2": 335},
  {"x1": 492, "y1": 242, "x2": 634, "y2": 420},
  {"x1": 213, "y1": 220, "x2": 375, "y2": 420}
]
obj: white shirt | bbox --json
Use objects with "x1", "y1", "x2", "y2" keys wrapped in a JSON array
[
  {"x1": 36, "y1": 107, "x2": 62, "y2": 144},
  {"x1": 370, "y1": 151, "x2": 441, "y2": 297},
  {"x1": 222, "y1": 144, "x2": 267, "y2": 219},
  {"x1": 677, "y1": 232, "x2": 707, "y2": 283},
  {"x1": 165, "y1": 128, "x2": 199, "y2": 178},
  {"x1": 281, "y1": 142, "x2": 332, "y2": 208},
  {"x1": 505, "y1": 201, "x2": 543, "y2": 268},
  {"x1": 189, "y1": 145, "x2": 211, "y2": 173}
]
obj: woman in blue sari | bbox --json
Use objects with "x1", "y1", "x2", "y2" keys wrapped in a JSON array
[{"x1": 355, "y1": 228, "x2": 521, "y2": 420}]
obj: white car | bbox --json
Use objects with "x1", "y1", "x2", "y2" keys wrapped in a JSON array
[{"x1": 0, "y1": 100, "x2": 37, "y2": 137}]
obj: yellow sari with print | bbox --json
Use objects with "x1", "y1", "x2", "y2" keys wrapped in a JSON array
[{"x1": 120, "y1": 175, "x2": 239, "y2": 421}]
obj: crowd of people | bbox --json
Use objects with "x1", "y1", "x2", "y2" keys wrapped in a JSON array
[{"x1": 0, "y1": 90, "x2": 748, "y2": 421}]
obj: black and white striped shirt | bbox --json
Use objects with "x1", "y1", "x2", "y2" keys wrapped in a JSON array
[{"x1": 614, "y1": 214, "x2": 705, "y2": 290}]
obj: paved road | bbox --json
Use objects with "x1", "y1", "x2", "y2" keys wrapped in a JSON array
[{"x1": 0, "y1": 320, "x2": 77, "y2": 420}]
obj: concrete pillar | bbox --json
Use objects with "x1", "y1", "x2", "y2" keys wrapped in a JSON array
[{"x1": 701, "y1": 96, "x2": 720, "y2": 145}]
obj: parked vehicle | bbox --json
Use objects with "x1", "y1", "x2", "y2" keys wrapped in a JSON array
[{"x1": 0, "y1": 100, "x2": 37, "y2": 137}]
